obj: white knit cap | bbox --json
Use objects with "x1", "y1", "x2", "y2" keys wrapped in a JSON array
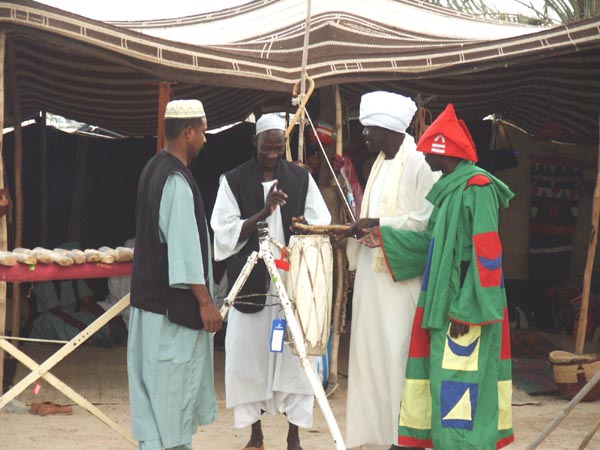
[
  {"x1": 256, "y1": 114, "x2": 285, "y2": 135},
  {"x1": 164, "y1": 99, "x2": 206, "y2": 119},
  {"x1": 359, "y1": 91, "x2": 417, "y2": 133}
]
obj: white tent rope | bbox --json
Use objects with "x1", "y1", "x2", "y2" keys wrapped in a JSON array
[{"x1": 305, "y1": 109, "x2": 356, "y2": 222}]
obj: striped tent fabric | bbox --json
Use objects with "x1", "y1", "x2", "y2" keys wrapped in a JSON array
[{"x1": 3, "y1": 0, "x2": 600, "y2": 143}]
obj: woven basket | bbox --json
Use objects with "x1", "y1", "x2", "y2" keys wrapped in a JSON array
[{"x1": 548, "y1": 350, "x2": 600, "y2": 401}]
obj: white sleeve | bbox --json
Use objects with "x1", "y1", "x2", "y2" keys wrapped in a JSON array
[
  {"x1": 379, "y1": 155, "x2": 439, "y2": 232},
  {"x1": 210, "y1": 176, "x2": 248, "y2": 261},
  {"x1": 303, "y1": 175, "x2": 332, "y2": 226}
]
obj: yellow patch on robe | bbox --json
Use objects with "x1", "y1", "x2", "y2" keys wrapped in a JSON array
[
  {"x1": 442, "y1": 325, "x2": 482, "y2": 372},
  {"x1": 399, "y1": 379, "x2": 432, "y2": 430},
  {"x1": 498, "y1": 380, "x2": 513, "y2": 430}
]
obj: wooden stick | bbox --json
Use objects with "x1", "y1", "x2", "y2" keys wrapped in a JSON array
[
  {"x1": 577, "y1": 416, "x2": 600, "y2": 450},
  {"x1": 525, "y1": 362, "x2": 600, "y2": 449},
  {"x1": 335, "y1": 85, "x2": 343, "y2": 157},
  {"x1": 0, "y1": 294, "x2": 130, "y2": 409},
  {"x1": 329, "y1": 247, "x2": 345, "y2": 389},
  {"x1": 156, "y1": 81, "x2": 171, "y2": 153},
  {"x1": 575, "y1": 113, "x2": 600, "y2": 354},
  {"x1": 0, "y1": 338, "x2": 135, "y2": 446},
  {"x1": 39, "y1": 111, "x2": 48, "y2": 246},
  {"x1": 0, "y1": 29, "x2": 7, "y2": 395},
  {"x1": 8, "y1": 37, "x2": 23, "y2": 341},
  {"x1": 292, "y1": 223, "x2": 350, "y2": 233},
  {"x1": 296, "y1": 0, "x2": 312, "y2": 164}
]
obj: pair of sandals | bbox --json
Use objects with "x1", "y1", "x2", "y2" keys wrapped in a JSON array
[{"x1": 29, "y1": 401, "x2": 73, "y2": 416}]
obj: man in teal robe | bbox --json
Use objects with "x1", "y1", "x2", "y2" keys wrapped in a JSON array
[
  {"x1": 128, "y1": 99, "x2": 222, "y2": 450},
  {"x1": 360, "y1": 104, "x2": 514, "y2": 450}
]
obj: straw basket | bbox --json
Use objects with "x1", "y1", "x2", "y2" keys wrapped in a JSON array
[{"x1": 549, "y1": 350, "x2": 600, "y2": 401}]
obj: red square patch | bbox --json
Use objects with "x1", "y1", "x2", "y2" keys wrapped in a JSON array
[
  {"x1": 409, "y1": 307, "x2": 431, "y2": 358},
  {"x1": 473, "y1": 231, "x2": 503, "y2": 288}
]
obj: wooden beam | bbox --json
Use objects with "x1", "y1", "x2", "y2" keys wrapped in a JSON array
[
  {"x1": 0, "y1": 294, "x2": 130, "y2": 408},
  {"x1": 0, "y1": 29, "x2": 7, "y2": 395},
  {"x1": 575, "y1": 113, "x2": 600, "y2": 354},
  {"x1": 8, "y1": 37, "x2": 23, "y2": 341},
  {"x1": 156, "y1": 81, "x2": 171, "y2": 153},
  {"x1": 334, "y1": 85, "x2": 343, "y2": 156},
  {"x1": 0, "y1": 339, "x2": 135, "y2": 446},
  {"x1": 39, "y1": 111, "x2": 47, "y2": 246}
]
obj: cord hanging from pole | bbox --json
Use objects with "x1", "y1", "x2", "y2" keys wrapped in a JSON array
[{"x1": 305, "y1": 109, "x2": 356, "y2": 222}]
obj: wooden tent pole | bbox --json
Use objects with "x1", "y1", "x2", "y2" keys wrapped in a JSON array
[
  {"x1": 156, "y1": 81, "x2": 171, "y2": 153},
  {"x1": 296, "y1": 0, "x2": 312, "y2": 163},
  {"x1": 0, "y1": 29, "x2": 7, "y2": 394},
  {"x1": 39, "y1": 111, "x2": 47, "y2": 246},
  {"x1": 329, "y1": 84, "x2": 345, "y2": 390},
  {"x1": 334, "y1": 85, "x2": 343, "y2": 156},
  {"x1": 575, "y1": 113, "x2": 600, "y2": 354},
  {"x1": 8, "y1": 37, "x2": 23, "y2": 340},
  {"x1": 0, "y1": 339, "x2": 136, "y2": 446}
]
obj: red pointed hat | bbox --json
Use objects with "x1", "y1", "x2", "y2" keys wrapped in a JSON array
[{"x1": 416, "y1": 103, "x2": 478, "y2": 162}]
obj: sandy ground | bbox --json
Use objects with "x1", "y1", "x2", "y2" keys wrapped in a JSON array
[
  {"x1": 2, "y1": 329, "x2": 600, "y2": 450},
  {"x1": 2, "y1": 377, "x2": 600, "y2": 450}
]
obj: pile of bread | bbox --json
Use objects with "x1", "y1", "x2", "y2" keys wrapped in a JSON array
[{"x1": 0, "y1": 246, "x2": 134, "y2": 267}]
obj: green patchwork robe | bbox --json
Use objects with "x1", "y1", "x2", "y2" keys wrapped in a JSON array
[{"x1": 379, "y1": 161, "x2": 514, "y2": 449}]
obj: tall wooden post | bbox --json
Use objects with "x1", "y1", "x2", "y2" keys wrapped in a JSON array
[
  {"x1": 575, "y1": 113, "x2": 600, "y2": 354},
  {"x1": 334, "y1": 85, "x2": 343, "y2": 157},
  {"x1": 39, "y1": 111, "x2": 47, "y2": 246},
  {"x1": 296, "y1": 0, "x2": 312, "y2": 163},
  {"x1": 0, "y1": 29, "x2": 8, "y2": 394},
  {"x1": 156, "y1": 82, "x2": 171, "y2": 153},
  {"x1": 8, "y1": 37, "x2": 23, "y2": 340}
]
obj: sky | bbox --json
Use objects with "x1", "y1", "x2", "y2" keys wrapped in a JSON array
[{"x1": 35, "y1": 0, "x2": 552, "y2": 22}]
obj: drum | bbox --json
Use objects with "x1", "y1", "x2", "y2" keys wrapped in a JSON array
[{"x1": 285, "y1": 234, "x2": 333, "y2": 356}]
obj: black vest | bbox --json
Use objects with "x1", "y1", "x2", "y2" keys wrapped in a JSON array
[
  {"x1": 130, "y1": 151, "x2": 209, "y2": 330},
  {"x1": 225, "y1": 158, "x2": 309, "y2": 313}
]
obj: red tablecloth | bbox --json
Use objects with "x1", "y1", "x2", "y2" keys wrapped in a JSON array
[{"x1": 0, "y1": 262, "x2": 132, "y2": 283}]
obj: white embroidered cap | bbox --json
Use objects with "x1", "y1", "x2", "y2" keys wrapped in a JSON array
[
  {"x1": 256, "y1": 114, "x2": 286, "y2": 135},
  {"x1": 164, "y1": 99, "x2": 206, "y2": 119}
]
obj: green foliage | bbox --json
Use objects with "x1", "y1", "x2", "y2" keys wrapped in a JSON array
[
  {"x1": 426, "y1": 0, "x2": 600, "y2": 24},
  {"x1": 516, "y1": 0, "x2": 600, "y2": 23}
]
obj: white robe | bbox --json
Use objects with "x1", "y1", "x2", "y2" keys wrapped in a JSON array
[
  {"x1": 346, "y1": 146, "x2": 439, "y2": 449},
  {"x1": 211, "y1": 173, "x2": 331, "y2": 428}
]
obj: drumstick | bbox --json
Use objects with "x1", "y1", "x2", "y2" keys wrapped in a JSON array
[{"x1": 292, "y1": 223, "x2": 350, "y2": 233}]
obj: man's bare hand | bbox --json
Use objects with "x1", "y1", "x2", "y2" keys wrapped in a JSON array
[
  {"x1": 449, "y1": 320, "x2": 470, "y2": 338},
  {"x1": 333, "y1": 218, "x2": 379, "y2": 242},
  {"x1": 350, "y1": 218, "x2": 380, "y2": 238},
  {"x1": 358, "y1": 226, "x2": 381, "y2": 248},
  {"x1": 200, "y1": 302, "x2": 223, "y2": 333},
  {"x1": 263, "y1": 180, "x2": 287, "y2": 216},
  {"x1": 290, "y1": 216, "x2": 308, "y2": 233}
]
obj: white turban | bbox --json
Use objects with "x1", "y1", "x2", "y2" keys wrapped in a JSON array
[
  {"x1": 359, "y1": 91, "x2": 417, "y2": 133},
  {"x1": 256, "y1": 114, "x2": 285, "y2": 135},
  {"x1": 164, "y1": 99, "x2": 205, "y2": 119}
]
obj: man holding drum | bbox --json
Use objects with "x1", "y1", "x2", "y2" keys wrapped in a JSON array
[
  {"x1": 340, "y1": 91, "x2": 439, "y2": 450},
  {"x1": 211, "y1": 114, "x2": 331, "y2": 450}
]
